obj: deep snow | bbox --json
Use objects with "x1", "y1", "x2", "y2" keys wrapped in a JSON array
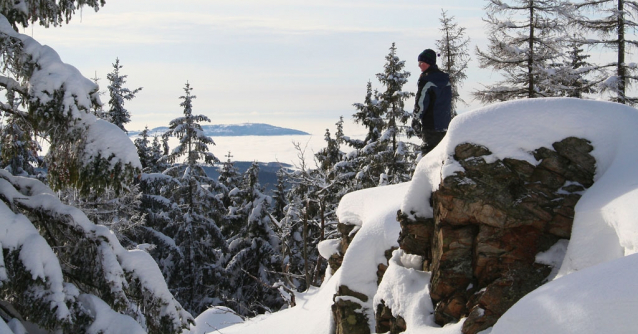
[{"x1": 211, "y1": 98, "x2": 638, "y2": 334}]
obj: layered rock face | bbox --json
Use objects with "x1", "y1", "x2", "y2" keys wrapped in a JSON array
[{"x1": 394, "y1": 137, "x2": 595, "y2": 333}]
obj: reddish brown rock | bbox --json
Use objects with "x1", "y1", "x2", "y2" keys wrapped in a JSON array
[
  {"x1": 384, "y1": 137, "x2": 595, "y2": 334},
  {"x1": 375, "y1": 301, "x2": 407, "y2": 334}
]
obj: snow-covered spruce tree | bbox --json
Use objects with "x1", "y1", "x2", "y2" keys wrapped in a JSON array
[
  {"x1": 315, "y1": 117, "x2": 354, "y2": 208},
  {"x1": 158, "y1": 82, "x2": 227, "y2": 315},
  {"x1": 347, "y1": 81, "x2": 383, "y2": 150},
  {"x1": 225, "y1": 162, "x2": 283, "y2": 315},
  {"x1": 316, "y1": 128, "x2": 344, "y2": 174},
  {"x1": 349, "y1": 43, "x2": 416, "y2": 187},
  {"x1": 106, "y1": 58, "x2": 142, "y2": 133},
  {"x1": 218, "y1": 151, "x2": 241, "y2": 209},
  {"x1": 216, "y1": 152, "x2": 243, "y2": 243},
  {"x1": 546, "y1": 37, "x2": 602, "y2": 97},
  {"x1": 310, "y1": 124, "x2": 349, "y2": 283},
  {"x1": 571, "y1": 0, "x2": 638, "y2": 105},
  {"x1": 278, "y1": 195, "x2": 305, "y2": 289},
  {"x1": 346, "y1": 95, "x2": 386, "y2": 188},
  {"x1": 474, "y1": 0, "x2": 567, "y2": 102},
  {"x1": 376, "y1": 43, "x2": 414, "y2": 143},
  {"x1": 436, "y1": 9, "x2": 471, "y2": 116},
  {"x1": 329, "y1": 117, "x2": 359, "y2": 198},
  {"x1": 134, "y1": 126, "x2": 155, "y2": 172},
  {"x1": 0, "y1": 2, "x2": 192, "y2": 332}
]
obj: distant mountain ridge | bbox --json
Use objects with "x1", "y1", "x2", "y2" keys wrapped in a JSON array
[{"x1": 129, "y1": 123, "x2": 309, "y2": 137}]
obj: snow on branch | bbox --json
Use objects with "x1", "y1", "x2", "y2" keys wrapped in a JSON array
[
  {"x1": 0, "y1": 170, "x2": 193, "y2": 332},
  {"x1": 0, "y1": 15, "x2": 99, "y2": 119},
  {"x1": 0, "y1": 14, "x2": 141, "y2": 194}
]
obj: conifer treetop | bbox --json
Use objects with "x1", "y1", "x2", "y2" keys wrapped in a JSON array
[{"x1": 163, "y1": 82, "x2": 219, "y2": 167}]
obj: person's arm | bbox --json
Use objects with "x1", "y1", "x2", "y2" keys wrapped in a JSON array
[
  {"x1": 414, "y1": 79, "x2": 425, "y2": 120},
  {"x1": 416, "y1": 81, "x2": 435, "y2": 120}
]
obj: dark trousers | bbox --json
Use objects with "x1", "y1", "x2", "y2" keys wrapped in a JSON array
[{"x1": 421, "y1": 129, "x2": 446, "y2": 155}]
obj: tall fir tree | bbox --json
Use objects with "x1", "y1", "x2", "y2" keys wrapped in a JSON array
[
  {"x1": 436, "y1": 10, "x2": 471, "y2": 116},
  {"x1": 474, "y1": 0, "x2": 567, "y2": 102},
  {"x1": 571, "y1": 0, "x2": 638, "y2": 105},
  {"x1": 163, "y1": 82, "x2": 219, "y2": 168},
  {"x1": 106, "y1": 58, "x2": 142, "y2": 133},
  {"x1": 155, "y1": 82, "x2": 227, "y2": 315},
  {"x1": 375, "y1": 43, "x2": 415, "y2": 183},
  {"x1": 346, "y1": 43, "x2": 416, "y2": 187},
  {"x1": 217, "y1": 151, "x2": 243, "y2": 239},
  {"x1": 218, "y1": 151, "x2": 242, "y2": 208}
]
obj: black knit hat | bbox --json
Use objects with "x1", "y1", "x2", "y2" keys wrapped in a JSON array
[{"x1": 418, "y1": 49, "x2": 437, "y2": 65}]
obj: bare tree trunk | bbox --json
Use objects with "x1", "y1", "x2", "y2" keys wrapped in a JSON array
[
  {"x1": 618, "y1": 0, "x2": 626, "y2": 103},
  {"x1": 312, "y1": 200, "x2": 326, "y2": 285},
  {"x1": 303, "y1": 198, "x2": 310, "y2": 289},
  {"x1": 528, "y1": 2, "x2": 535, "y2": 98}
]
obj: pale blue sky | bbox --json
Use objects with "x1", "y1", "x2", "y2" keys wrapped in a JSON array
[{"x1": 27, "y1": 0, "x2": 620, "y2": 136}]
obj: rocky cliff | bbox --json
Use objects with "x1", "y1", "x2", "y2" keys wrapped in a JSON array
[{"x1": 331, "y1": 137, "x2": 596, "y2": 334}]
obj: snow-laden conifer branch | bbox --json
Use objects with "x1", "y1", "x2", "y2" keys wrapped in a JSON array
[
  {"x1": 0, "y1": 13, "x2": 141, "y2": 195},
  {"x1": 0, "y1": 0, "x2": 105, "y2": 29},
  {"x1": 0, "y1": 170, "x2": 193, "y2": 332}
]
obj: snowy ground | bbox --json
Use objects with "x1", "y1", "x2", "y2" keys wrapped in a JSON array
[{"x1": 189, "y1": 98, "x2": 638, "y2": 334}]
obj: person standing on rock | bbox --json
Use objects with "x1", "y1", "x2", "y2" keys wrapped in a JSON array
[{"x1": 412, "y1": 48, "x2": 452, "y2": 155}]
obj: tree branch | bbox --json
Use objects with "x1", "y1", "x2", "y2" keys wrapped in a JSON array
[{"x1": 241, "y1": 269, "x2": 296, "y2": 307}]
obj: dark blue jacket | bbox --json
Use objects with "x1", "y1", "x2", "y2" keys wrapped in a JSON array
[{"x1": 414, "y1": 65, "x2": 452, "y2": 131}]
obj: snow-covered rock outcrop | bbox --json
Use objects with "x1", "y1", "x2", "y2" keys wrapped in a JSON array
[
  {"x1": 221, "y1": 98, "x2": 638, "y2": 334},
  {"x1": 383, "y1": 136, "x2": 596, "y2": 333}
]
